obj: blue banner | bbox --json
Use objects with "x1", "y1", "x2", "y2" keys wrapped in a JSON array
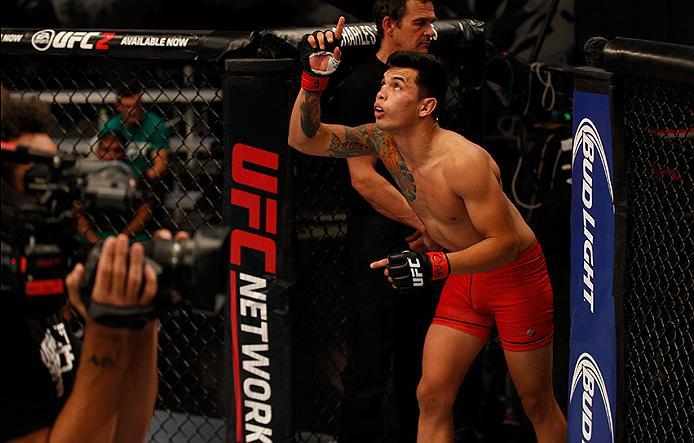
[{"x1": 568, "y1": 90, "x2": 618, "y2": 443}]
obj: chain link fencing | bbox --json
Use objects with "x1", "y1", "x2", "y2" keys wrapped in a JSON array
[
  {"x1": 1, "y1": 54, "x2": 228, "y2": 442},
  {"x1": 291, "y1": 152, "x2": 351, "y2": 441},
  {"x1": 622, "y1": 75, "x2": 693, "y2": 441}
]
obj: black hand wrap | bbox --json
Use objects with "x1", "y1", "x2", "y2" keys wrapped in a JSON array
[
  {"x1": 298, "y1": 29, "x2": 342, "y2": 76},
  {"x1": 87, "y1": 302, "x2": 156, "y2": 329},
  {"x1": 80, "y1": 246, "x2": 160, "y2": 329},
  {"x1": 386, "y1": 250, "x2": 450, "y2": 294}
]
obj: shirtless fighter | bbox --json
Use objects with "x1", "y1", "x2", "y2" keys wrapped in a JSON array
[{"x1": 288, "y1": 18, "x2": 567, "y2": 443}]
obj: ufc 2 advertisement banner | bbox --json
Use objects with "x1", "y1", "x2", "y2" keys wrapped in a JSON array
[
  {"x1": 568, "y1": 73, "x2": 619, "y2": 443},
  {"x1": 1, "y1": 28, "x2": 253, "y2": 61}
]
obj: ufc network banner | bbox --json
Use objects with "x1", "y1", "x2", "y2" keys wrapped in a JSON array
[
  {"x1": 223, "y1": 59, "x2": 295, "y2": 442},
  {"x1": 568, "y1": 71, "x2": 619, "y2": 443}
]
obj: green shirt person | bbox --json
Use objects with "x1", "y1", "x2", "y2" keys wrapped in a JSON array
[
  {"x1": 100, "y1": 83, "x2": 170, "y2": 181},
  {"x1": 75, "y1": 131, "x2": 152, "y2": 244}
]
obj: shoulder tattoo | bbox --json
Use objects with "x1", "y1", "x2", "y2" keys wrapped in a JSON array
[
  {"x1": 379, "y1": 137, "x2": 417, "y2": 201},
  {"x1": 327, "y1": 129, "x2": 375, "y2": 158}
]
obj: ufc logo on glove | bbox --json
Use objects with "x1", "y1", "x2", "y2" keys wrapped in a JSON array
[
  {"x1": 407, "y1": 257, "x2": 424, "y2": 287},
  {"x1": 384, "y1": 251, "x2": 450, "y2": 294}
]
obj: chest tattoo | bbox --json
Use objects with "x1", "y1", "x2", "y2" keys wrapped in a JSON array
[{"x1": 378, "y1": 137, "x2": 416, "y2": 201}]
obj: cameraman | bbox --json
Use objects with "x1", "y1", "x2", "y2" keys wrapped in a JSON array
[{"x1": 1, "y1": 97, "x2": 163, "y2": 443}]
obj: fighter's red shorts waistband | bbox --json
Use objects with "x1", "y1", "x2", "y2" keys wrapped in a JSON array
[{"x1": 480, "y1": 240, "x2": 544, "y2": 277}]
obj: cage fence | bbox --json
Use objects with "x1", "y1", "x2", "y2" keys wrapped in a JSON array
[{"x1": 621, "y1": 75, "x2": 693, "y2": 442}]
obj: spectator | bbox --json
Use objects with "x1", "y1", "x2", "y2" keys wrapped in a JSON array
[
  {"x1": 75, "y1": 130, "x2": 153, "y2": 244},
  {"x1": 101, "y1": 82, "x2": 170, "y2": 183},
  {"x1": 96, "y1": 130, "x2": 126, "y2": 161}
]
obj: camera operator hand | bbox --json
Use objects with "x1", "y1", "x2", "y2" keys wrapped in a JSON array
[
  {"x1": 2, "y1": 97, "x2": 190, "y2": 443},
  {"x1": 20, "y1": 234, "x2": 156, "y2": 443},
  {"x1": 62, "y1": 231, "x2": 186, "y2": 443},
  {"x1": 65, "y1": 234, "x2": 157, "y2": 324},
  {"x1": 9, "y1": 231, "x2": 190, "y2": 443}
]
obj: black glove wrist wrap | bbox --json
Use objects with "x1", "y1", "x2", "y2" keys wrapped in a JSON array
[
  {"x1": 298, "y1": 30, "x2": 342, "y2": 77},
  {"x1": 386, "y1": 250, "x2": 450, "y2": 294},
  {"x1": 87, "y1": 301, "x2": 156, "y2": 329}
]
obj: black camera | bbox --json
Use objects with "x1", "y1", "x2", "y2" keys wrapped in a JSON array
[
  {"x1": 1, "y1": 143, "x2": 228, "y2": 323},
  {"x1": 1, "y1": 143, "x2": 140, "y2": 315},
  {"x1": 80, "y1": 226, "x2": 229, "y2": 328}
]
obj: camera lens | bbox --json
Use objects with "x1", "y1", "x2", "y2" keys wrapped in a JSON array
[{"x1": 145, "y1": 227, "x2": 228, "y2": 314}]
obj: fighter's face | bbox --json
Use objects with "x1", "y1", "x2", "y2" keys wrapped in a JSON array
[
  {"x1": 391, "y1": 0, "x2": 436, "y2": 53},
  {"x1": 374, "y1": 67, "x2": 425, "y2": 132},
  {"x1": 116, "y1": 95, "x2": 143, "y2": 126}
]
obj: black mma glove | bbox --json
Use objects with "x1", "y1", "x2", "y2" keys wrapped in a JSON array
[
  {"x1": 299, "y1": 29, "x2": 342, "y2": 92},
  {"x1": 386, "y1": 250, "x2": 451, "y2": 294}
]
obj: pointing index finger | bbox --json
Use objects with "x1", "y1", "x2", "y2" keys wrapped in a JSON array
[{"x1": 334, "y1": 16, "x2": 345, "y2": 40}]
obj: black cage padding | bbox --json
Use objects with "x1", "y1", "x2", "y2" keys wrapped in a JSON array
[{"x1": 602, "y1": 37, "x2": 694, "y2": 86}]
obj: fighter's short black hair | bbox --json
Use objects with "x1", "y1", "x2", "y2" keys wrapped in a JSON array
[
  {"x1": 0, "y1": 97, "x2": 53, "y2": 141},
  {"x1": 387, "y1": 51, "x2": 448, "y2": 119}
]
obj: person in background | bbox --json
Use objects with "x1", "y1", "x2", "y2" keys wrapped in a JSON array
[
  {"x1": 75, "y1": 130, "x2": 153, "y2": 244},
  {"x1": 101, "y1": 82, "x2": 169, "y2": 183}
]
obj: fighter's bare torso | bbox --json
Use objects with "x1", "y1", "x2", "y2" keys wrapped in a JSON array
[{"x1": 376, "y1": 127, "x2": 536, "y2": 253}]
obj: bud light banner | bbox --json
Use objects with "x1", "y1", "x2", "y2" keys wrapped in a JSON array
[{"x1": 568, "y1": 74, "x2": 618, "y2": 443}]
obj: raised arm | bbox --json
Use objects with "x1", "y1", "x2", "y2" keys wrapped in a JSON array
[
  {"x1": 287, "y1": 17, "x2": 382, "y2": 159},
  {"x1": 73, "y1": 202, "x2": 99, "y2": 244},
  {"x1": 289, "y1": 91, "x2": 381, "y2": 158}
]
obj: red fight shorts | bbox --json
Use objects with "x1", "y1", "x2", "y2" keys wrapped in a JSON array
[{"x1": 432, "y1": 241, "x2": 553, "y2": 352}]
